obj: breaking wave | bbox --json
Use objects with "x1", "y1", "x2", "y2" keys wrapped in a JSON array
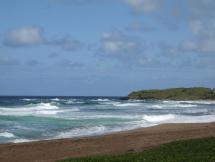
[
  {"x1": 143, "y1": 114, "x2": 215, "y2": 124},
  {"x1": 113, "y1": 103, "x2": 141, "y2": 107},
  {"x1": 12, "y1": 139, "x2": 35, "y2": 143},
  {"x1": 0, "y1": 132, "x2": 16, "y2": 138},
  {"x1": 55, "y1": 125, "x2": 107, "y2": 139},
  {"x1": 0, "y1": 103, "x2": 62, "y2": 116},
  {"x1": 143, "y1": 114, "x2": 175, "y2": 122},
  {"x1": 1, "y1": 97, "x2": 215, "y2": 143},
  {"x1": 92, "y1": 99, "x2": 110, "y2": 102},
  {"x1": 51, "y1": 98, "x2": 60, "y2": 101}
]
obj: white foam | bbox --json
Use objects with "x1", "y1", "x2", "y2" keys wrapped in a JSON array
[
  {"x1": 179, "y1": 100, "x2": 215, "y2": 105},
  {"x1": 113, "y1": 103, "x2": 141, "y2": 107},
  {"x1": 171, "y1": 115, "x2": 215, "y2": 123},
  {"x1": 163, "y1": 100, "x2": 215, "y2": 105},
  {"x1": 184, "y1": 109, "x2": 208, "y2": 114},
  {"x1": 65, "y1": 100, "x2": 74, "y2": 104},
  {"x1": 162, "y1": 100, "x2": 175, "y2": 104},
  {"x1": 172, "y1": 104, "x2": 197, "y2": 108},
  {"x1": 64, "y1": 100, "x2": 84, "y2": 104},
  {"x1": 51, "y1": 98, "x2": 60, "y2": 101},
  {"x1": 162, "y1": 101, "x2": 197, "y2": 108},
  {"x1": 22, "y1": 98, "x2": 36, "y2": 101},
  {"x1": 69, "y1": 107, "x2": 80, "y2": 112},
  {"x1": 55, "y1": 125, "x2": 106, "y2": 138},
  {"x1": 151, "y1": 105, "x2": 163, "y2": 109},
  {"x1": 12, "y1": 139, "x2": 34, "y2": 143},
  {"x1": 26, "y1": 103, "x2": 59, "y2": 110},
  {"x1": 128, "y1": 99, "x2": 143, "y2": 102},
  {"x1": 36, "y1": 110, "x2": 63, "y2": 115},
  {"x1": 74, "y1": 114, "x2": 138, "y2": 120},
  {"x1": 143, "y1": 114, "x2": 175, "y2": 123},
  {"x1": 93, "y1": 99, "x2": 110, "y2": 102},
  {"x1": 102, "y1": 101, "x2": 120, "y2": 105},
  {"x1": 143, "y1": 114, "x2": 215, "y2": 124},
  {"x1": 0, "y1": 132, "x2": 16, "y2": 138},
  {"x1": 0, "y1": 103, "x2": 61, "y2": 116}
]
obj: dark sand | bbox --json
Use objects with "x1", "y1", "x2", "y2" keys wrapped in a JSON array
[{"x1": 0, "y1": 122, "x2": 215, "y2": 162}]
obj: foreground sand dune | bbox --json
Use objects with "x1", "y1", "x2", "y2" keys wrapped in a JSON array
[{"x1": 0, "y1": 122, "x2": 215, "y2": 162}]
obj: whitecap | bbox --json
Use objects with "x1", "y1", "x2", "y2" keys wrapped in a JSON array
[
  {"x1": 51, "y1": 98, "x2": 60, "y2": 101},
  {"x1": 143, "y1": 114, "x2": 215, "y2": 124},
  {"x1": 36, "y1": 110, "x2": 63, "y2": 115},
  {"x1": 150, "y1": 105, "x2": 163, "y2": 109},
  {"x1": 179, "y1": 100, "x2": 215, "y2": 105},
  {"x1": 170, "y1": 104, "x2": 197, "y2": 108},
  {"x1": 143, "y1": 114, "x2": 175, "y2": 123},
  {"x1": 69, "y1": 107, "x2": 80, "y2": 112},
  {"x1": 0, "y1": 103, "x2": 61, "y2": 116},
  {"x1": 163, "y1": 100, "x2": 215, "y2": 105},
  {"x1": 55, "y1": 125, "x2": 106, "y2": 139},
  {"x1": 171, "y1": 115, "x2": 215, "y2": 123},
  {"x1": 92, "y1": 99, "x2": 110, "y2": 102},
  {"x1": 0, "y1": 132, "x2": 16, "y2": 138},
  {"x1": 162, "y1": 100, "x2": 175, "y2": 104},
  {"x1": 113, "y1": 103, "x2": 141, "y2": 107},
  {"x1": 65, "y1": 100, "x2": 74, "y2": 104},
  {"x1": 12, "y1": 139, "x2": 35, "y2": 143},
  {"x1": 21, "y1": 98, "x2": 36, "y2": 101},
  {"x1": 184, "y1": 109, "x2": 208, "y2": 114},
  {"x1": 162, "y1": 101, "x2": 197, "y2": 108}
]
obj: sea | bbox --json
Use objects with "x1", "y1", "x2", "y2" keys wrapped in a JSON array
[{"x1": 0, "y1": 96, "x2": 215, "y2": 144}]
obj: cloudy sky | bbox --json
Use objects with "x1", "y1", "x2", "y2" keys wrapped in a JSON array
[{"x1": 0, "y1": 0, "x2": 215, "y2": 96}]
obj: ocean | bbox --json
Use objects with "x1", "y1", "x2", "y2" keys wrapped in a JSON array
[{"x1": 0, "y1": 96, "x2": 215, "y2": 143}]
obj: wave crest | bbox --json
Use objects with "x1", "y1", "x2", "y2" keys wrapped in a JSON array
[
  {"x1": 0, "y1": 103, "x2": 61, "y2": 116},
  {"x1": 0, "y1": 132, "x2": 16, "y2": 138},
  {"x1": 55, "y1": 125, "x2": 106, "y2": 139},
  {"x1": 143, "y1": 114, "x2": 175, "y2": 123}
]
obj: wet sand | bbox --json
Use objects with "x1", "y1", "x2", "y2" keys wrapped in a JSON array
[{"x1": 0, "y1": 122, "x2": 215, "y2": 162}]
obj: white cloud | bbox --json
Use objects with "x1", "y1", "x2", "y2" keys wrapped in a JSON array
[
  {"x1": 181, "y1": 40, "x2": 197, "y2": 51},
  {"x1": 2, "y1": 26, "x2": 83, "y2": 52},
  {"x1": 47, "y1": 37, "x2": 83, "y2": 51},
  {"x1": 189, "y1": 20, "x2": 203, "y2": 35},
  {"x1": 3, "y1": 26, "x2": 43, "y2": 47},
  {"x1": 97, "y1": 31, "x2": 151, "y2": 67},
  {"x1": 62, "y1": 40, "x2": 82, "y2": 51},
  {"x1": 101, "y1": 31, "x2": 140, "y2": 55},
  {"x1": 123, "y1": 0, "x2": 160, "y2": 13},
  {"x1": 188, "y1": 0, "x2": 215, "y2": 19},
  {"x1": 180, "y1": 20, "x2": 215, "y2": 53}
]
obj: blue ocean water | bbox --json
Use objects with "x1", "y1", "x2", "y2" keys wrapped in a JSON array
[{"x1": 0, "y1": 96, "x2": 215, "y2": 143}]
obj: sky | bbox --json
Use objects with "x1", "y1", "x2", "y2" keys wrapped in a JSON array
[{"x1": 0, "y1": 0, "x2": 215, "y2": 96}]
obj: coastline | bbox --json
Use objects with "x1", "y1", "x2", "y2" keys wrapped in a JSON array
[{"x1": 0, "y1": 122, "x2": 215, "y2": 162}]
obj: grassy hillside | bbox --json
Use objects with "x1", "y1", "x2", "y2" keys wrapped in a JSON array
[
  {"x1": 128, "y1": 87, "x2": 215, "y2": 100},
  {"x1": 59, "y1": 137, "x2": 215, "y2": 162}
]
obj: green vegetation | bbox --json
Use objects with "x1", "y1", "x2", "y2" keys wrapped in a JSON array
[
  {"x1": 59, "y1": 137, "x2": 215, "y2": 162},
  {"x1": 128, "y1": 87, "x2": 215, "y2": 100}
]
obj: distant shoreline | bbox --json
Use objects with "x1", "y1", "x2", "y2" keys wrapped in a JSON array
[
  {"x1": 127, "y1": 87, "x2": 215, "y2": 100},
  {"x1": 0, "y1": 122, "x2": 215, "y2": 162}
]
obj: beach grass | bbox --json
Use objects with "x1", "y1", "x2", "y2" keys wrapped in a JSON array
[{"x1": 59, "y1": 137, "x2": 215, "y2": 162}]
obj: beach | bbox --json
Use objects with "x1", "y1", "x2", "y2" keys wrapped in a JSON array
[
  {"x1": 0, "y1": 122, "x2": 215, "y2": 162},
  {"x1": 1, "y1": 0, "x2": 215, "y2": 160}
]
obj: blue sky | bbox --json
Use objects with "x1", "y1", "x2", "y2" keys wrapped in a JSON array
[{"x1": 0, "y1": 0, "x2": 215, "y2": 96}]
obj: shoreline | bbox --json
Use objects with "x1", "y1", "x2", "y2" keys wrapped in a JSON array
[{"x1": 0, "y1": 122, "x2": 215, "y2": 162}]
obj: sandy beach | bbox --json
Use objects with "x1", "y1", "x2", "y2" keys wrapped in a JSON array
[{"x1": 0, "y1": 122, "x2": 214, "y2": 162}]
